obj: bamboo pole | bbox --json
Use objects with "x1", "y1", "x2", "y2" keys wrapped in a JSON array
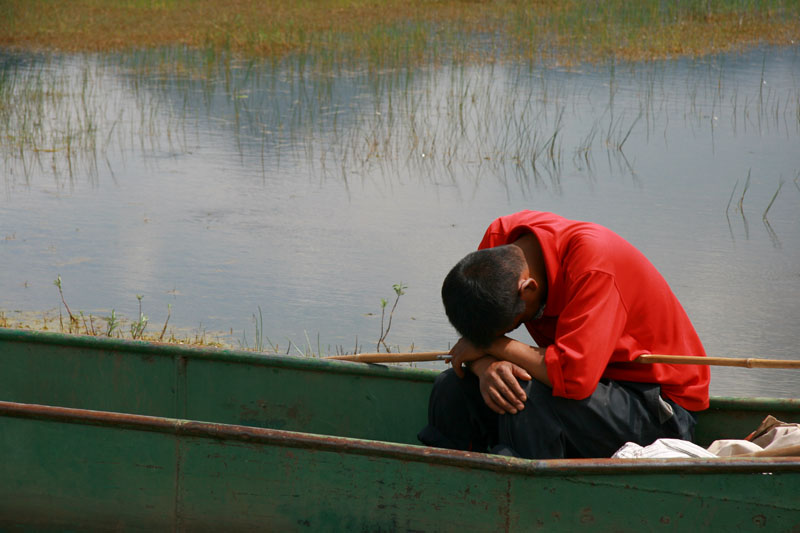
[
  {"x1": 326, "y1": 351, "x2": 800, "y2": 368},
  {"x1": 326, "y1": 351, "x2": 449, "y2": 363},
  {"x1": 637, "y1": 354, "x2": 800, "y2": 369}
]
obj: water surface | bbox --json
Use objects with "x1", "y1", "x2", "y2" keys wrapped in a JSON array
[{"x1": 1, "y1": 47, "x2": 798, "y2": 398}]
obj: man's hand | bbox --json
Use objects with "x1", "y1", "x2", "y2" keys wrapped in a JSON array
[
  {"x1": 474, "y1": 359, "x2": 532, "y2": 414},
  {"x1": 448, "y1": 338, "x2": 487, "y2": 378},
  {"x1": 449, "y1": 335, "x2": 551, "y2": 392}
]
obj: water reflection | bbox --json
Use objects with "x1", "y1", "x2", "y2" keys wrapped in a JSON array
[{"x1": 1, "y1": 46, "x2": 798, "y2": 398}]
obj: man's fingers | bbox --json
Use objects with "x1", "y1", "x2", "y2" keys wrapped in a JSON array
[
  {"x1": 483, "y1": 372, "x2": 525, "y2": 413},
  {"x1": 451, "y1": 357, "x2": 465, "y2": 378},
  {"x1": 511, "y1": 365, "x2": 532, "y2": 381},
  {"x1": 498, "y1": 366, "x2": 528, "y2": 405},
  {"x1": 493, "y1": 381, "x2": 525, "y2": 412},
  {"x1": 477, "y1": 360, "x2": 531, "y2": 414},
  {"x1": 483, "y1": 394, "x2": 505, "y2": 415},
  {"x1": 503, "y1": 377, "x2": 528, "y2": 405},
  {"x1": 483, "y1": 389, "x2": 514, "y2": 415},
  {"x1": 491, "y1": 388, "x2": 521, "y2": 414}
]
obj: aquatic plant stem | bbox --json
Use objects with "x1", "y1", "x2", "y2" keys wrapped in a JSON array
[
  {"x1": 53, "y1": 275, "x2": 77, "y2": 326},
  {"x1": 377, "y1": 282, "x2": 406, "y2": 352},
  {"x1": 762, "y1": 179, "x2": 784, "y2": 220},
  {"x1": 159, "y1": 304, "x2": 172, "y2": 341}
]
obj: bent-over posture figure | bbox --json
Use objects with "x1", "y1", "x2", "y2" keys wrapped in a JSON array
[{"x1": 418, "y1": 211, "x2": 709, "y2": 459}]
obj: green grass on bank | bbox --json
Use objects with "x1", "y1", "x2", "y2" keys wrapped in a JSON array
[{"x1": 1, "y1": 0, "x2": 798, "y2": 65}]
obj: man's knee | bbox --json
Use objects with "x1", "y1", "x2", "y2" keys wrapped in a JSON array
[
  {"x1": 497, "y1": 381, "x2": 567, "y2": 459},
  {"x1": 420, "y1": 368, "x2": 489, "y2": 451},
  {"x1": 431, "y1": 367, "x2": 480, "y2": 401},
  {"x1": 432, "y1": 367, "x2": 460, "y2": 391}
]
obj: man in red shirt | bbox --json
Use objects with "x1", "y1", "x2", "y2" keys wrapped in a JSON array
[{"x1": 418, "y1": 211, "x2": 709, "y2": 459}]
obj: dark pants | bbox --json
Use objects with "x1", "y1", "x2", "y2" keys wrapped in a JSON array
[{"x1": 418, "y1": 368, "x2": 696, "y2": 459}]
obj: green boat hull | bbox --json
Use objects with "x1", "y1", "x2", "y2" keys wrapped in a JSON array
[
  {"x1": 1, "y1": 328, "x2": 799, "y2": 530},
  {"x1": 0, "y1": 328, "x2": 433, "y2": 445}
]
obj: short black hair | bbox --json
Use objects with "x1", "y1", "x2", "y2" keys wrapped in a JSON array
[{"x1": 441, "y1": 245, "x2": 526, "y2": 348}]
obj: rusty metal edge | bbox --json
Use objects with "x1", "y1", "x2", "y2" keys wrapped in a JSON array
[
  {"x1": 0, "y1": 326, "x2": 438, "y2": 383},
  {"x1": 3, "y1": 400, "x2": 799, "y2": 477}
]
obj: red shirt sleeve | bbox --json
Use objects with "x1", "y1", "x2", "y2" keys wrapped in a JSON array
[{"x1": 544, "y1": 270, "x2": 629, "y2": 400}]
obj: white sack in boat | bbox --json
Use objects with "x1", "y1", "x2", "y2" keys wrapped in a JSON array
[
  {"x1": 613, "y1": 415, "x2": 800, "y2": 458},
  {"x1": 612, "y1": 438, "x2": 717, "y2": 459},
  {"x1": 708, "y1": 415, "x2": 800, "y2": 457}
]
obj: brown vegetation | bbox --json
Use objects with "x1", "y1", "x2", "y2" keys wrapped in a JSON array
[{"x1": 1, "y1": 0, "x2": 798, "y2": 64}]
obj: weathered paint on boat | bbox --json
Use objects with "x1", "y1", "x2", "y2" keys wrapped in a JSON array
[
  {"x1": 0, "y1": 327, "x2": 433, "y2": 445},
  {"x1": 2, "y1": 401, "x2": 799, "y2": 531},
  {"x1": 1, "y1": 328, "x2": 799, "y2": 530},
  {"x1": 1, "y1": 328, "x2": 798, "y2": 446}
]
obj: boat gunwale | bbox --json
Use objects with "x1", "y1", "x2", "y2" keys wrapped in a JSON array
[
  {"x1": 0, "y1": 326, "x2": 438, "y2": 382},
  {"x1": 2, "y1": 327, "x2": 799, "y2": 412},
  {"x1": 3, "y1": 400, "x2": 799, "y2": 476}
]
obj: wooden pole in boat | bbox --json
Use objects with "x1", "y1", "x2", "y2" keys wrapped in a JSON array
[
  {"x1": 326, "y1": 352, "x2": 800, "y2": 368},
  {"x1": 326, "y1": 351, "x2": 449, "y2": 363},
  {"x1": 635, "y1": 354, "x2": 800, "y2": 368}
]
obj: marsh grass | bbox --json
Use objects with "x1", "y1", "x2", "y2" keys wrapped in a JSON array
[
  {"x1": 0, "y1": 276, "x2": 232, "y2": 348},
  {"x1": 2, "y1": 0, "x2": 798, "y2": 66},
  {"x1": 13, "y1": 44, "x2": 798, "y2": 202},
  {"x1": 236, "y1": 328, "x2": 372, "y2": 359},
  {"x1": 0, "y1": 306, "x2": 236, "y2": 348},
  {"x1": 0, "y1": 287, "x2": 411, "y2": 357},
  {"x1": 0, "y1": 58, "x2": 100, "y2": 182},
  {"x1": 0, "y1": 51, "x2": 197, "y2": 188},
  {"x1": 3, "y1": 1, "x2": 798, "y2": 189},
  {"x1": 4, "y1": 41, "x2": 798, "y2": 201}
]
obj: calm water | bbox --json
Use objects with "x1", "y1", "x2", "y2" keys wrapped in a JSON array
[{"x1": 1, "y1": 46, "x2": 798, "y2": 398}]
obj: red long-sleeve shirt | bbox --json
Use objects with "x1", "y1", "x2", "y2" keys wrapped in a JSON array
[{"x1": 478, "y1": 211, "x2": 709, "y2": 411}]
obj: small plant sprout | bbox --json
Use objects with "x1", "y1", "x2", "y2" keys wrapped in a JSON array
[
  {"x1": 377, "y1": 282, "x2": 407, "y2": 352},
  {"x1": 130, "y1": 294, "x2": 148, "y2": 340},
  {"x1": 105, "y1": 309, "x2": 119, "y2": 337},
  {"x1": 53, "y1": 275, "x2": 78, "y2": 329},
  {"x1": 159, "y1": 303, "x2": 172, "y2": 341},
  {"x1": 253, "y1": 305, "x2": 264, "y2": 352},
  {"x1": 79, "y1": 311, "x2": 95, "y2": 335}
]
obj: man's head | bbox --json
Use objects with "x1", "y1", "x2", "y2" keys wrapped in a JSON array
[{"x1": 441, "y1": 245, "x2": 527, "y2": 348}]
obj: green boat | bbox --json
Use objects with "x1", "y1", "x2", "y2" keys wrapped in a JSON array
[{"x1": 1, "y1": 328, "x2": 799, "y2": 531}]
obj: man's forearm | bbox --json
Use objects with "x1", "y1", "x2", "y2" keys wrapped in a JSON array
[{"x1": 485, "y1": 337, "x2": 551, "y2": 387}]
